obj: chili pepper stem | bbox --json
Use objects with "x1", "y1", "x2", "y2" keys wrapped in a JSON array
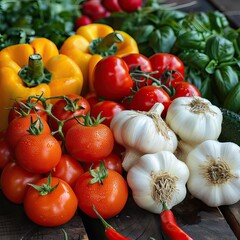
[
  {"x1": 92, "y1": 205, "x2": 112, "y2": 229},
  {"x1": 92, "y1": 205, "x2": 130, "y2": 240}
]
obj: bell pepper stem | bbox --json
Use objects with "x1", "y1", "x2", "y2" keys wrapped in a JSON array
[
  {"x1": 89, "y1": 32, "x2": 124, "y2": 57},
  {"x1": 96, "y1": 32, "x2": 124, "y2": 52},
  {"x1": 19, "y1": 54, "x2": 52, "y2": 87},
  {"x1": 27, "y1": 54, "x2": 44, "y2": 80}
]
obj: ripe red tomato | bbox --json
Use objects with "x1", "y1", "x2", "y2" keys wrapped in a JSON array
[
  {"x1": 65, "y1": 122, "x2": 114, "y2": 162},
  {"x1": 1, "y1": 162, "x2": 42, "y2": 204},
  {"x1": 83, "y1": 152, "x2": 123, "y2": 175},
  {"x1": 171, "y1": 82, "x2": 201, "y2": 100},
  {"x1": 90, "y1": 100, "x2": 125, "y2": 127},
  {"x1": 122, "y1": 53, "x2": 153, "y2": 89},
  {"x1": 85, "y1": 91, "x2": 99, "y2": 108},
  {"x1": 102, "y1": 0, "x2": 122, "y2": 12},
  {"x1": 52, "y1": 154, "x2": 85, "y2": 188},
  {"x1": 48, "y1": 94, "x2": 91, "y2": 139},
  {"x1": 130, "y1": 85, "x2": 171, "y2": 117},
  {"x1": 8, "y1": 99, "x2": 48, "y2": 123},
  {"x1": 75, "y1": 15, "x2": 92, "y2": 29},
  {"x1": 5, "y1": 114, "x2": 51, "y2": 151},
  {"x1": 24, "y1": 176, "x2": 78, "y2": 226},
  {"x1": 74, "y1": 167, "x2": 128, "y2": 219},
  {"x1": 149, "y1": 53, "x2": 185, "y2": 87},
  {"x1": 93, "y1": 56, "x2": 133, "y2": 101},
  {"x1": 0, "y1": 138, "x2": 13, "y2": 171},
  {"x1": 118, "y1": 0, "x2": 142, "y2": 12},
  {"x1": 15, "y1": 133, "x2": 62, "y2": 174}
]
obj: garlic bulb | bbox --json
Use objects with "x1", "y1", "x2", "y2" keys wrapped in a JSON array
[
  {"x1": 174, "y1": 140, "x2": 198, "y2": 162},
  {"x1": 110, "y1": 103, "x2": 178, "y2": 171},
  {"x1": 186, "y1": 140, "x2": 240, "y2": 207},
  {"x1": 165, "y1": 96, "x2": 222, "y2": 145},
  {"x1": 127, "y1": 151, "x2": 189, "y2": 213}
]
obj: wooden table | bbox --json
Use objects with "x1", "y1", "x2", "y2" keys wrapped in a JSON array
[{"x1": 1, "y1": 0, "x2": 240, "y2": 239}]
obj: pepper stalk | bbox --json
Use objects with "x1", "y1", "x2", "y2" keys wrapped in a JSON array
[
  {"x1": 89, "y1": 32, "x2": 124, "y2": 57},
  {"x1": 18, "y1": 54, "x2": 52, "y2": 87}
]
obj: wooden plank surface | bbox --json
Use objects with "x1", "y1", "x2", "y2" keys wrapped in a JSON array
[{"x1": 220, "y1": 204, "x2": 240, "y2": 240}]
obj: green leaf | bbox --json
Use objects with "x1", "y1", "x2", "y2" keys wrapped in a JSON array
[
  {"x1": 200, "y1": 76, "x2": 220, "y2": 106},
  {"x1": 179, "y1": 49, "x2": 210, "y2": 71},
  {"x1": 205, "y1": 35, "x2": 235, "y2": 63},
  {"x1": 128, "y1": 25, "x2": 155, "y2": 44},
  {"x1": 205, "y1": 59, "x2": 218, "y2": 74},
  {"x1": 208, "y1": 11, "x2": 229, "y2": 33},
  {"x1": 214, "y1": 66, "x2": 239, "y2": 101},
  {"x1": 149, "y1": 26, "x2": 176, "y2": 53},
  {"x1": 0, "y1": 0, "x2": 79, "y2": 49},
  {"x1": 184, "y1": 66, "x2": 203, "y2": 90},
  {"x1": 175, "y1": 30, "x2": 206, "y2": 51}
]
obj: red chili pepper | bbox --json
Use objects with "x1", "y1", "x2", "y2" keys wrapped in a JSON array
[
  {"x1": 160, "y1": 202, "x2": 193, "y2": 240},
  {"x1": 92, "y1": 205, "x2": 130, "y2": 240}
]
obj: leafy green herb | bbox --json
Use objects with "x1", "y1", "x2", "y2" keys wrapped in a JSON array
[{"x1": 0, "y1": 0, "x2": 81, "y2": 49}]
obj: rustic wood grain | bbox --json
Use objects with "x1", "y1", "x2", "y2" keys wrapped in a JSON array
[{"x1": 219, "y1": 203, "x2": 240, "y2": 240}]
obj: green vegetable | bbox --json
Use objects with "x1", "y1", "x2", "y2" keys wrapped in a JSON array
[
  {"x1": 205, "y1": 35, "x2": 235, "y2": 64},
  {"x1": 223, "y1": 82, "x2": 240, "y2": 113},
  {"x1": 219, "y1": 108, "x2": 240, "y2": 145},
  {"x1": 0, "y1": 0, "x2": 81, "y2": 49},
  {"x1": 214, "y1": 66, "x2": 239, "y2": 101}
]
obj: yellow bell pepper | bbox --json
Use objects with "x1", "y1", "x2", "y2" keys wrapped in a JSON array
[
  {"x1": 60, "y1": 23, "x2": 139, "y2": 94},
  {"x1": 0, "y1": 38, "x2": 83, "y2": 132}
]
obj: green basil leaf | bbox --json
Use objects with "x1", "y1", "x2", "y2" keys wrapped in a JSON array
[
  {"x1": 184, "y1": 66, "x2": 203, "y2": 90},
  {"x1": 205, "y1": 35, "x2": 235, "y2": 63},
  {"x1": 179, "y1": 49, "x2": 210, "y2": 71},
  {"x1": 149, "y1": 26, "x2": 176, "y2": 53},
  {"x1": 205, "y1": 59, "x2": 218, "y2": 74},
  {"x1": 200, "y1": 77, "x2": 220, "y2": 106},
  {"x1": 175, "y1": 30, "x2": 206, "y2": 51},
  {"x1": 156, "y1": 9, "x2": 186, "y2": 22},
  {"x1": 214, "y1": 66, "x2": 239, "y2": 101},
  {"x1": 208, "y1": 11, "x2": 229, "y2": 33},
  {"x1": 128, "y1": 25, "x2": 155, "y2": 44}
]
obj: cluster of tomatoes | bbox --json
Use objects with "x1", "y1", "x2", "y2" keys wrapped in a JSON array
[
  {"x1": 90, "y1": 52, "x2": 201, "y2": 118},
  {"x1": 75, "y1": 0, "x2": 143, "y2": 28},
  {"x1": 0, "y1": 93, "x2": 128, "y2": 227},
  {"x1": 0, "y1": 52, "x2": 201, "y2": 228}
]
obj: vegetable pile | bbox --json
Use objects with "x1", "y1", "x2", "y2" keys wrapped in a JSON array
[
  {"x1": 0, "y1": 1, "x2": 240, "y2": 240},
  {"x1": 98, "y1": 1, "x2": 240, "y2": 113}
]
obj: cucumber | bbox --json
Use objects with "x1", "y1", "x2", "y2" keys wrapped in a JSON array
[{"x1": 219, "y1": 108, "x2": 240, "y2": 145}]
